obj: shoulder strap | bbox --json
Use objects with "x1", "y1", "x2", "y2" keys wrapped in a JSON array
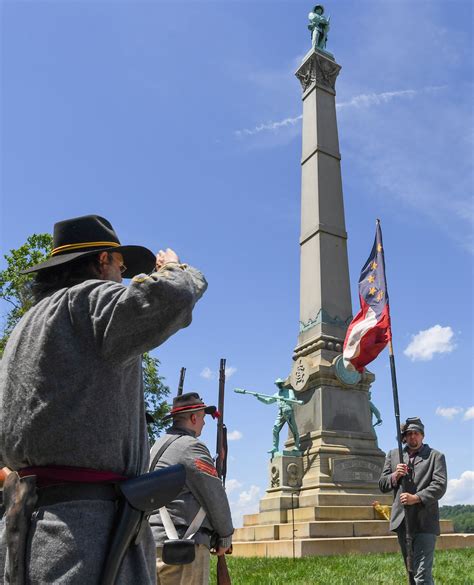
[
  {"x1": 151, "y1": 434, "x2": 208, "y2": 539},
  {"x1": 159, "y1": 505, "x2": 207, "y2": 541},
  {"x1": 149, "y1": 434, "x2": 182, "y2": 471}
]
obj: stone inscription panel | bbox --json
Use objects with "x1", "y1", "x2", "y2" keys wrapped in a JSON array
[{"x1": 332, "y1": 457, "x2": 382, "y2": 483}]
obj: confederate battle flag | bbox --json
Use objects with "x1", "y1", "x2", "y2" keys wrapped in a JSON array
[{"x1": 343, "y1": 220, "x2": 392, "y2": 372}]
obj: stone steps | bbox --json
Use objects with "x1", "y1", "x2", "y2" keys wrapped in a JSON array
[
  {"x1": 259, "y1": 492, "x2": 393, "y2": 512},
  {"x1": 244, "y1": 505, "x2": 385, "y2": 525},
  {"x1": 293, "y1": 505, "x2": 380, "y2": 521},
  {"x1": 232, "y1": 533, "x2": 474, "y2": 558},
  {"x1": 235, "y1": 519, "x2": 454, "y2": 542}
]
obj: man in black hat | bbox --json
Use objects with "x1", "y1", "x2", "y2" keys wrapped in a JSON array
[
  {"x1": 379, "y1": 417, "x2": 448, "y2": 584},
  {"x1": 0, "y1": 214, "x2": 207, "y2": 584},
  {"x1": 149, "y1": 392, "x2": 233, "y2": 585}
]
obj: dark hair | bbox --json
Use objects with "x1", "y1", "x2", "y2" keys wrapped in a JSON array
[{"x1": 31, "y1": 253, "x2": 110, "y2": 303}]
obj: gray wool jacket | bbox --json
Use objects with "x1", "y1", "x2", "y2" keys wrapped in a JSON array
[
  {"x1": 149, "y1": 427, "x2": 234, "y2": 549},
  {"x1": 379, "y1": 444, "x2": 447, "y2": 534},
  {"x1": 0, "y1": 263, "x2": 207, "y2": 585}
]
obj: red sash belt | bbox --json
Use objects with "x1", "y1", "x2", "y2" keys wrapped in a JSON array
[{"x1": 18, "y1": 465, "x2": 128, "y2": 488}]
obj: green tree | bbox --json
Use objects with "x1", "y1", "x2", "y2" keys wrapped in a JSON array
[
  {"x1": 0, "y1": 234, "x2": 169, "y2": 443},
  {"x1": 0, "y1": 233, "x2": 53, "y2": 355},
  {"x1": 440, "y1": 505, "x2": 474, "y2": 533}
]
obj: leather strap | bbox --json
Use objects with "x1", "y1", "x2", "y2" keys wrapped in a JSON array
[
  {"x1": 149, "y1": 435, "x2": 182, "y2": 471},
  {"x1": 36, "y1": 483, "x2": 118, "y2": 508},
  {"x1": 150, "y1": 433, "x2": 207, "y2": 541},
  {"x1": 159, "y1": 505, "x2": 206, "y2": 541}
]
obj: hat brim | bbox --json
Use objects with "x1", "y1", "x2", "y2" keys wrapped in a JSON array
[
  {"x1": 21, "y1": 245, "x2": 156, "y2": 279},
  {"x1": 162, "y1": 404, "x2": 217, "y2": 422},
  {"x1": 402, "y1": 425, "x2": 424, "y2": 435}
]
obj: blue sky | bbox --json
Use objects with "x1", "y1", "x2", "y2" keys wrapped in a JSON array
[{"x1": 1, "y1": 0, "x2": 472, "y2": 526}]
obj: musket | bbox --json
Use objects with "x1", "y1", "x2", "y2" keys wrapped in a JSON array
[
  {"x1": 177, "y1": 367, "x2": 186, "y2": 396},
  {"x1": 215, "y1": 359, "x2": 227, "y2": 485},
  {"x1": 214, "y1": 358, "x2": 231, "y2": 585},
  {"x1": 234, "y1": 388, "x2": 302, "y2": 406}
]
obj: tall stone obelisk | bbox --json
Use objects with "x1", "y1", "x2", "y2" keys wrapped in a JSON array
[
  {"x1": 290, "y1": 46, "x2": 385, "y2": 503},
  {"x1": 261, "y1": 46, "x2": 385, "y2": 511}
]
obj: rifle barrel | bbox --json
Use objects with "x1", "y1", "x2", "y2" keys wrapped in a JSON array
[{"x1": 177, "y1": 367, "x2": 186, "y2": 396}]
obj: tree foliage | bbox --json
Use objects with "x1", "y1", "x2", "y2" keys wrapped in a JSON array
[
  {"x1": 0, "y1": 234, "x2": 170, "y2": 443},
  {"x1": 0, "y1": 233, "x2": 53, "y2": 355},
  {"x1": 143, "y1": 353, "x2": 170, "y2": 442},
  {"x1": 439, "y1": 505, "x2": 474, "y2": 533}
]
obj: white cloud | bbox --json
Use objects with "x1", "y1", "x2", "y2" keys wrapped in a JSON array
[
  {"x1": 403, "y1": 325, "x2": 456, "y2": 361},
  {"x1": 225, "y1": 366, "x2": 237, "y2": 378},
  {"x1": 227, "y1": 430, "x2": 243, "y2": 441},
  {"x1": 200, "y1": 367, "x2": 214, "y2": 380},
  {"x1": 200, "y1": 366, "x2": 236, "y2": 380},
  {"x1": 225, "y1": 478, "x2": 243, "y2": 494},
  {"x1": 442, "y1": 471, "x2": 474, "y2": 505},
  {"x1": 435, "y1": 407, "x2": 464, "y2": 420},
  {"x1": 463, "y1": 407, "x2": 474, "y2": 421},
  {"x1": 237, "y1": 484, "x2": 260, "y2": 506},
  {"x1": 230, "y1": 484, "x2": 261, "y2": 527}
]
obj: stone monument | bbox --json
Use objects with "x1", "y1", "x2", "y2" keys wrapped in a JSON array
[
  {"x1": 232, "y1": 8, "x2": 469, "y2": 557},
  {"x1": 258, "y1": 16, "x2": 386, "y2": 515}
]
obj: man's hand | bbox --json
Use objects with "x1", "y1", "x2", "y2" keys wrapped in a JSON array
[
  {"x1": 215, "y1": 546, "x2": 231, "y2": 557},
  {"x1": 156, "y1": 248, "x2": 179, "y2": 270},
  {"x1": 400, "y1": 492, "x2": 421, "y2": 506},
  {"x1": 0, "y1": 466, "x2": 12, "y2": 487},
  {"x1": 394, "y1": 463, "x2": 409, "y2": 480}
]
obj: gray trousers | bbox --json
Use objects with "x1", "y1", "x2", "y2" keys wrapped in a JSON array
[{"x1": 397, "y1": 527, "x2": 437, "y2": 585}]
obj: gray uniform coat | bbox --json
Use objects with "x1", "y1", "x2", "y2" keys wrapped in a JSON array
[
  {"x1": 379, "y1": 444, "x2": 447, "y2": 534},
  {"x1": 0, "y1": 264, "x2": 207, "y2": 584},
  {"x1": 149, "y1": 427, "x2": 233, "y2": 548}
]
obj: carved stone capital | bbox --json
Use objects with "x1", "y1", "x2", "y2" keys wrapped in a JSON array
[{"x1": 295, "y1": 50, "x2": 341, "y2": 93}]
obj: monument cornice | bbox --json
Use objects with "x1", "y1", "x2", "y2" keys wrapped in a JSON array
[{"x1": 295, "y1": 49, "x2": 341, "y2": 94}]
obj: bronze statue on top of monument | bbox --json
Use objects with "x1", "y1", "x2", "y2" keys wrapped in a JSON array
[
  {"x1": 234, "y1": 379, "x2": 303, "y2": 456},
  {"x1": 308, "y1": 4, "x2": 330, "y2": 51}
]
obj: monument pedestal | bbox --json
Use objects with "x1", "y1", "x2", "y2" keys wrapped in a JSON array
[{"x1": 286, "y1": 353, "x2": 385, "y2": 500}]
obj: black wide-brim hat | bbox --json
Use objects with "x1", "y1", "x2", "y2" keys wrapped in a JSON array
[
  {"x1": 163, "y1": 392, "x2": 218, "y2": 422},
  {"x1": 21, "y1": 214, "x2": 156, "y2": 279}
]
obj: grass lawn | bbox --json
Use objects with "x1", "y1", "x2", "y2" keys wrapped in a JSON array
[{"x1": 210, "y1": 549, "x2": 474, "y2": 584}]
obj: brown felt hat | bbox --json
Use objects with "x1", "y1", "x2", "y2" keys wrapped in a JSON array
[
  {"x1": 163, "y1": 392, "x2": 218, "y2": 422},
  {"x1": 21, "y1": 214, "x2": 156, "y2": 279}
]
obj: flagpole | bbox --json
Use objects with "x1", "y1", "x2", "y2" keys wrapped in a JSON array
[{"x1": 379, "y1": 220, "x2": 415, "y2": 585}]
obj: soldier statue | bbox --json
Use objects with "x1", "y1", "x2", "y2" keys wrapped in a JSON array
[
  {"x1": 308, "y1": 4, "x2": 330, "y2": 50},
  {"x1": 235, "y1": 379, "x2": 303, "y2": 456}
]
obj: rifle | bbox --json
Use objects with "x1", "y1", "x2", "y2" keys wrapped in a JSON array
[
  {"x1": 214, "y1": 358, "x2": 231, "y2": 585},
  {"x1": 234, "y1": 388, "x2": 303, "y2": 406},
  {"x1": 177, "y1": 367, "x2": 186, "y2": 396}
]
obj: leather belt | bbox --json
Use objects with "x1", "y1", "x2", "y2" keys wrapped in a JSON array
[{"x1": 36, "y1": 483, "x2": 118, "y2": 508}]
